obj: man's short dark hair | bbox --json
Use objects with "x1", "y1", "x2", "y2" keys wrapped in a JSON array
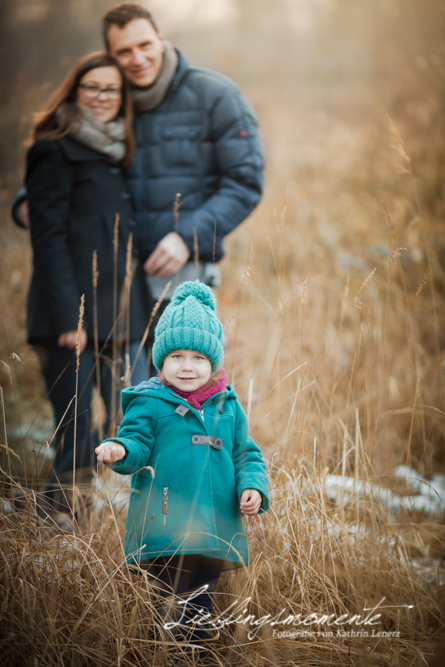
[{"x1": 102, "y1": 3, "x2": 159, "y2": 50}]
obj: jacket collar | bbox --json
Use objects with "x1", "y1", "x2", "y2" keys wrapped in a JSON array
[
  {"x1": 166, "y1": 48, "x2": 190, "y2": 97},
  {"x1": 58, "y1": 136, "x2": 115, "y2": 163}
]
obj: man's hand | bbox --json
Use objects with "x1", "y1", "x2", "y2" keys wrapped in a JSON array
[
  {"x1": 17, "y1": 200, "x2": 30, "y2": 229},
  {"x1": 58, "y1": 329, "x2": 87, "y2": 353},
  {"x1": 240, "y1": 488, "x2": 262, "y2": 516},
  {"x1": 95, "y1": 441, "x2": 126, "y2": 463},
  {"x1": 143, "y1": 232, "x2": 190, "y2": 277}
]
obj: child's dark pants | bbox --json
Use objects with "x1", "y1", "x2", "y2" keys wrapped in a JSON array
[{"x1": 139, "y1": 554, "x2": 223, "y2": 651}]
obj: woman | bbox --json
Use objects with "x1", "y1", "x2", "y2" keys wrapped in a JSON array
[{"x1": 25, "y1": 52, "x2": 150, "y2": 520}]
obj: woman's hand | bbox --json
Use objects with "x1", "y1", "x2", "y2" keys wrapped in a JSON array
[
  {"x1": 95, "y1": 441, "x2": 127, "y2": 463},
  {"x1": 58, "y1": 328, "x2": 87, "y2": 353},
  {"x1": 240, "y1": 488, "x2": 262, "y2": 516},
  {"x1": 17, "y1": 200, "x2": 30, "y2": 229}
]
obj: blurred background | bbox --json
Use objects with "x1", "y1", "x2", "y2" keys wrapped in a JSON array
[
  {"x1": 1, "y1": 0, "x2": 444, "y2": 480},
  {"x1": 2, "y1": 0, "x2": 445, "y2": 192}
]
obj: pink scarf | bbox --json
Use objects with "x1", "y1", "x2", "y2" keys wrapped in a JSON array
[{"x1": 169, "y1": 368, "x2": 228, "y2": 409}]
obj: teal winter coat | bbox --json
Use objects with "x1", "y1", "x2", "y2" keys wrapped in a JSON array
[{"x1": 105, "y1": 378, "x2": 270, "y2": 571}]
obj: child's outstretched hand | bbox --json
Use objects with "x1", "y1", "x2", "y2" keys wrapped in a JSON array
[
  {"x1": 240, "y1": 488, "x2": 262, "y2": 516},
  {"x1": 95, "y1": 441, "x2": 126, "y2": 463}
]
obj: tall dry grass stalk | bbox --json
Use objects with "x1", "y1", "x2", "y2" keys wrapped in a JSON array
[
  {"x1": 0, "y1": 386, "x2": 12, "y2": 479},
  {"x1": 92, "y1": 250, "x2": 102, "y2": 442},
  {"x1": 110, "y1": 214, "x2": 120, "y2": 438},
  {"x1": 129, "y1": 280, "x2": 172, "y2": 381},
  {"x1": 173, "y1": 192, "x2": 181, "y2": 234},
  {"x1": 72, "y1": 294, "x2": 84, "y2": 528},
  {"x1": 193, "y1": 226, "x2": 199, "y2": 278},
  {"x1": 123, "y1": 233, "x2": 134, "y2": 388}
]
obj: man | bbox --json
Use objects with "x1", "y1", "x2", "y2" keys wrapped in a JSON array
[
  {"x1": 13, "y1": 2, "x2": 264, "y2": 364},
  {"x1": 103, "y1": 3, "x2": 264, "y2": 288}
]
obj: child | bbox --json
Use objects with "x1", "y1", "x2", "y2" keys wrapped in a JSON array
[{"x1": 95, "y1": 280, "x2": 270, "y2": 656}]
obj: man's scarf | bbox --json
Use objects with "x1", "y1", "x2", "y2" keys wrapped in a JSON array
[{"x1": 131, "y1": 40, "x2": 178, "y2": 113}]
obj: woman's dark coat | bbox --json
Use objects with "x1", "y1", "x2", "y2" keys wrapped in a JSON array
[{"x1": 26, "y1": 136, "x2": 150, "y2": 342}]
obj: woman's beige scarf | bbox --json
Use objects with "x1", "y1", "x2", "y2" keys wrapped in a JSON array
[{"x1": 56, "y1": 103, "x2": 127, "y2": 162}]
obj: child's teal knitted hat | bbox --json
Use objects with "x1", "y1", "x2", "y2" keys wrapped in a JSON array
[{"x1": 152, "y1": 281, "x2": 224, "y2": 372}]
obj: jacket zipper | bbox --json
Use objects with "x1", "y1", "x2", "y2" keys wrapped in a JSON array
[
  {"x1": 162, "y1": 487, "x2": 168, "y2": 526},
  {"x1": 200, "y1": 391, "x2": 225, "y2": 409}
]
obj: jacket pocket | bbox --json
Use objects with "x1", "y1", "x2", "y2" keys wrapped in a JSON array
[{"x1": 161, "y1": 126, "x2": 201, "y2": 166}]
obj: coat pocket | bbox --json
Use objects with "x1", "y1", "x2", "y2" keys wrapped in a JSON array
[{"x1": 161, "y1": 126, "x2": 201, "y2": 166}]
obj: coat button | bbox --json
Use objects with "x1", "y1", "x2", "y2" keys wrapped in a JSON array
[
  {"x1": 192, "y1": 436, "x2": 200, "y2": 444},
  {"x1": 219, "y1": 405, "x2": 224, "y2": 414},
  {"x1": 120, "y1": 192, "x2": 131, "y2": 200},
  {"x1": 214, "y1": 439, "x2": 223, "y2": 449},
  {"x1": 109, "y1": 166, "x2": 120, "y2": 175}
]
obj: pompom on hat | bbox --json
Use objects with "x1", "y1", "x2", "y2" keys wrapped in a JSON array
[{"x1": 152, "y1": 281, "x2": 225, "y2": 372}]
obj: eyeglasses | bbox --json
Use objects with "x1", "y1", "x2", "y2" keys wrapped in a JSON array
[{"x1": 78, "y1": 83, "x2": 122, "y2": 101}]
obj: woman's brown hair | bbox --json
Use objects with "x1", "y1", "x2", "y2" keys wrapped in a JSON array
[{"x1": 30, "y1": 51, "x2": 135, "y2": 166}]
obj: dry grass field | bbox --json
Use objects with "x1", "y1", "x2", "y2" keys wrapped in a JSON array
[{"x1": 1, "y1": 1, "x2": 445, "y2": 665}]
